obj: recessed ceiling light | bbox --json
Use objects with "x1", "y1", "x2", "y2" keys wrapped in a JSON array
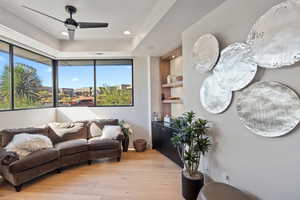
[
  {"x1": 61, "y1": 31, "x2": 68, "y2": 36},
  {"x1": 123, "y1": 30, "x2": 131, "y2": 35}
]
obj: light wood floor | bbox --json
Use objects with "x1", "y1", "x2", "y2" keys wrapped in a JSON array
[{"x1": 0, "y1": 150, "x2": 183, "y2": 200}]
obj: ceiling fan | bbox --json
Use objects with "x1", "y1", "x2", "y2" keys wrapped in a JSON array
[{"x1": 22, "y1": 5, "x2": 109, "y2": 40}]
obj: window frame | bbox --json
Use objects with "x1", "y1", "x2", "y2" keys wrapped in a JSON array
[
  {"x1": 56, "y1": 59, "x2": 134, "y2": 108},
  {"x1": 0, "y1": 40, "x2": 12, "y2": 112},
  {"x1": 0, "y1": 39, "x2": 134, "y2": 112},
  {"x1": 94, "y1": 59, "x2": 134, "y2": 107},
  {"x1": 12, "y1": 45, "x2": 54, "y2": 110}
]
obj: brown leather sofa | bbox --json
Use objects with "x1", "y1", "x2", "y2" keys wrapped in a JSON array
[{"x1": 0, "y1": 119, "x2": 123, "y2": 192}]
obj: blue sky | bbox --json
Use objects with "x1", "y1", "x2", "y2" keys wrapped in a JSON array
[{"x1": 0, "y1": 52, "x2": 132, "y2": 89}]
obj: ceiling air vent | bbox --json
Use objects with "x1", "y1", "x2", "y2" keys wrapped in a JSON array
[{"x1": 96, "y1": 52, "x2": 104, "y2": 55}]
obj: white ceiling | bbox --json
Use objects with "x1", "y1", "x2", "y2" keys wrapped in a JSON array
[
  {"x1": 134, "y1": 0, "x2": 226, "y2": 56},
  {"x1": 0, "y1": 0, "x2": 159, "y2": 40},
  {"x1": 0, "y1": 0, "x2": 227, "y2": 57}
]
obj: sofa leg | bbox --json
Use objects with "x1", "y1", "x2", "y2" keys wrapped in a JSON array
[
  {"x1": 88, "y1": 160, "x2": 92, "y2": 165},
  {"x1": 15, "y1": 185, "x2": 22, "y2": 192},
  {"x1": 117, "y1": 156, "x2": 121, "y2": 162},
  {"x1": 56, "y1": 168, "x2": 62, "y2": 174}
]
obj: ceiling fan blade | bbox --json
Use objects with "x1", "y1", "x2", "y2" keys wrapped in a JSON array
[
  {"x1": 78, "y1": 22, "x2": 108, "y2": 29},
  {"x1": 22, "y1": 5, "x2": 65, "y2": 23},
  {"x1": 68, "y1": 29, "x2": 75, "y2": 40}
]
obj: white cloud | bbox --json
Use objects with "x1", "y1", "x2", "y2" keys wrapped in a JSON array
[{"x1": 72, "y1": 78, "x2": 79, "y2": 82}]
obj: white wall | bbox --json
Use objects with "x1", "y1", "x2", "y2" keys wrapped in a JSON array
[
  {"x1": 170, "y1": 56, "x2": 184, "y2": 117},
  {"x1": 0, "y1": 108, "x2": 56, "y2": 130},
  {"x1": 183, "y1": 0, "x2": 300, "y2": 199},
  {"x1": 149, "y1": 57, "x2": 161, "y2": 117},
  {"x1": 55, "y1": 57, "x2": 151, "y2": 147}
]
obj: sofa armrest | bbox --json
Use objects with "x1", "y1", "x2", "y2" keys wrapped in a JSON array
[
  {"x1": 0, "y1": 149, "x2": 19, "y2": 167},
  {"x1": 0, "y1": 148, "x2": 5, "y2": 172}
]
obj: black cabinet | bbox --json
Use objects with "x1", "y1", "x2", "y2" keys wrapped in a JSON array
[{"x1": 152, "y1": 121, "x2": 183, "y2": 168}]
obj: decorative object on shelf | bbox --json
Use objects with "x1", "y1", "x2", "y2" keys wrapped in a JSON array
[
  {"x1": 119, "y1": 120, "x2": 133, "y2": 152},
  {"x1": 193, "y1": 33, "x2": 219, "y2": 73},
  {"x1": 152, "y1": 112, "x2": 161, "y2": 121},
  {"x1": 236, "y1": 81, "x2": 300, "y2": 137},
  {"x1": 166, "y1": 75, "x2": 176, "y2": 84},
  {"x1": 247, "y1": 0, "x2": 300, "y2": 68},
  {"x1": 133, "y1": 139, "x2": 147, "y2": 152},
  {"x1": 176, "y1": 75, "x2": 183, "y2": 81},
  {"x1": 171, "y1": 111, "x2": 211, "y2": 200},
  {"x1": 213, "y1": 42, "x2": 257, "y2": 91},
  {"x1": 164, "y1": 114, "x2": 171, "y2": 125},
  {"x1": 200, "y1": 74, "x2": 232, "y2": 114}
]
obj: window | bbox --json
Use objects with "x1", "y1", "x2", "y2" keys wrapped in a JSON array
[
  {"x1": 0, "y1": 39, "x2": 134, "y2": 110},
  {"x1": 13, "y1": 47, "x2": 53, "y2": 109},
  {"x1": 96, "y1": 60, "x2": 133, "y2": 106},
  {"x1": 57, "y1": 60, "x2": 94, "y2": 107},
  {"x1": 0, "y1": 42, "x2": 10, "y2": 110}
]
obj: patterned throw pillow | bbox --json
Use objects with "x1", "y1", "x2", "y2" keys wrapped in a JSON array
[{"x1": 90, "y1": 122, "x2": 103, "y2": 137}]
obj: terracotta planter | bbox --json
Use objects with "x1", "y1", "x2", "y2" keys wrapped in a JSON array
[
  {"x1": 181, "y1": 170, "x2": 204, "y2": 200},
  {"x1": 122, "y1": 135, "x2": 129, "y2": 152},
  {"x1": 133, "y1": 139, "x2": 147, "y2": 152}
]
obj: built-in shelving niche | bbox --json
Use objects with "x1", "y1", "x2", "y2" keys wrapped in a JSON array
[{"x1": 159, "y1": 47, "x2": 183, "y2": 118}]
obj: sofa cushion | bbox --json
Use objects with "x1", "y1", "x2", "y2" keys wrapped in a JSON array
[
  {"x1": 101, "y1": 125, "x2": 122, "y2": 140},
  {"x1": 0, "y1": 126, "x2": 49, "y2": 148},
  {"x1": 55, "y1": 139, "x2": 88, "y2": 156},
  {"x1": 87, "y1": 119, "x2": 119, "y2": 138},
  {"x1": 88, "y1": 138, "x2": 119, "y2": 151},
  {"x1": 48, "y1": 122, "x2": 88, "y2": 144},
  {"x1": 9, "y1": 148, "x2": 58, "y2": 174},
  {"x1": 89, "y1": 122, "x2": 103, "y2": 137}
]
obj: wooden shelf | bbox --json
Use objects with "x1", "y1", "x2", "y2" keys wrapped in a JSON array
[
  {"x1": 162, "y1": 99, "x2": 182, "y2": 104},
  {"x1": 162, "y1": 81, "x2": 183, "y2": 88}
]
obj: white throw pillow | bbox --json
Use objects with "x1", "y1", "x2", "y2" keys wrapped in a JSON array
[
  {"x1": 101, "y1": 125, "x2": 122, "y2": 139},
  {"x1": 5, "y1": 133, "x2": 53, "y2": 159},
  {"x1": 90, "y1": 122, "x2": 103, "y2": 137}
]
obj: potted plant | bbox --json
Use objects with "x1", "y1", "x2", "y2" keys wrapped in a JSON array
[
  {"x1": 119, "y1": 120, "x2": 133, "y2": 152},
  {"x1": 171, "y1": 111, "x2": 211, "y2": 200}
]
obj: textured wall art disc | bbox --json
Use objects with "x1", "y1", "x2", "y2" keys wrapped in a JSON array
[
  {"x1": 200, "y1": 74, "x2": 232, "y2": 114},
  {"x1": 247, "y1": 0, "x2": 300, "y2": 68},
  {"x1": 213, "y1": 43, "x2": 257, "y2": 91},
  {"x1": 236, "y1": 81, "x2": 300, "y2": 137},
  {"x1": 193, "y1": 34, "x2": 219, "y2": 73}
]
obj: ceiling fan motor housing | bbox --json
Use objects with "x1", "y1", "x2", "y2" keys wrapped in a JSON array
[{"x1": 65, "y1": 18, "x2": 78, "y2": 30}]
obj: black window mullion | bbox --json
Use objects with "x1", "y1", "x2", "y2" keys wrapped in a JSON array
[
  {"x1": 52, "y1": 60, "x2": 58, "y2": 107},
  {"x1": 93, "y1": 60, "x2": 96, "y2": 106},
  {"x1": 9, "y1": 45, "x2": 14, "y2": 110}
]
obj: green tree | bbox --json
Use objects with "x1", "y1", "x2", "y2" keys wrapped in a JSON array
[
  {"x1": 0, "y1": 63, "x2": 42, "y2": 108},
  {"x1": 96, "y1": 86, "x2": 132, "y2": 105}
]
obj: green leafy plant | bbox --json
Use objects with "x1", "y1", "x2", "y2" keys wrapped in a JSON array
[
  {"x1": 119, "y1": 120, "x2": 133, "y2": 138},
  {"x1": 171, "y1": 111, "x2": 211, "y2": 178}
]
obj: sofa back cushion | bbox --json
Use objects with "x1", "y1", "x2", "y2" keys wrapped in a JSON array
[
  {"x1": 0, "y1": 126, "x2": 49, "y2": 148},
  {"x1": 48, "y1": 122, "x2": 88, "y2": 144},
  {"x1": 87, "y1": 119, "x2": 119, "y2": 138}
]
